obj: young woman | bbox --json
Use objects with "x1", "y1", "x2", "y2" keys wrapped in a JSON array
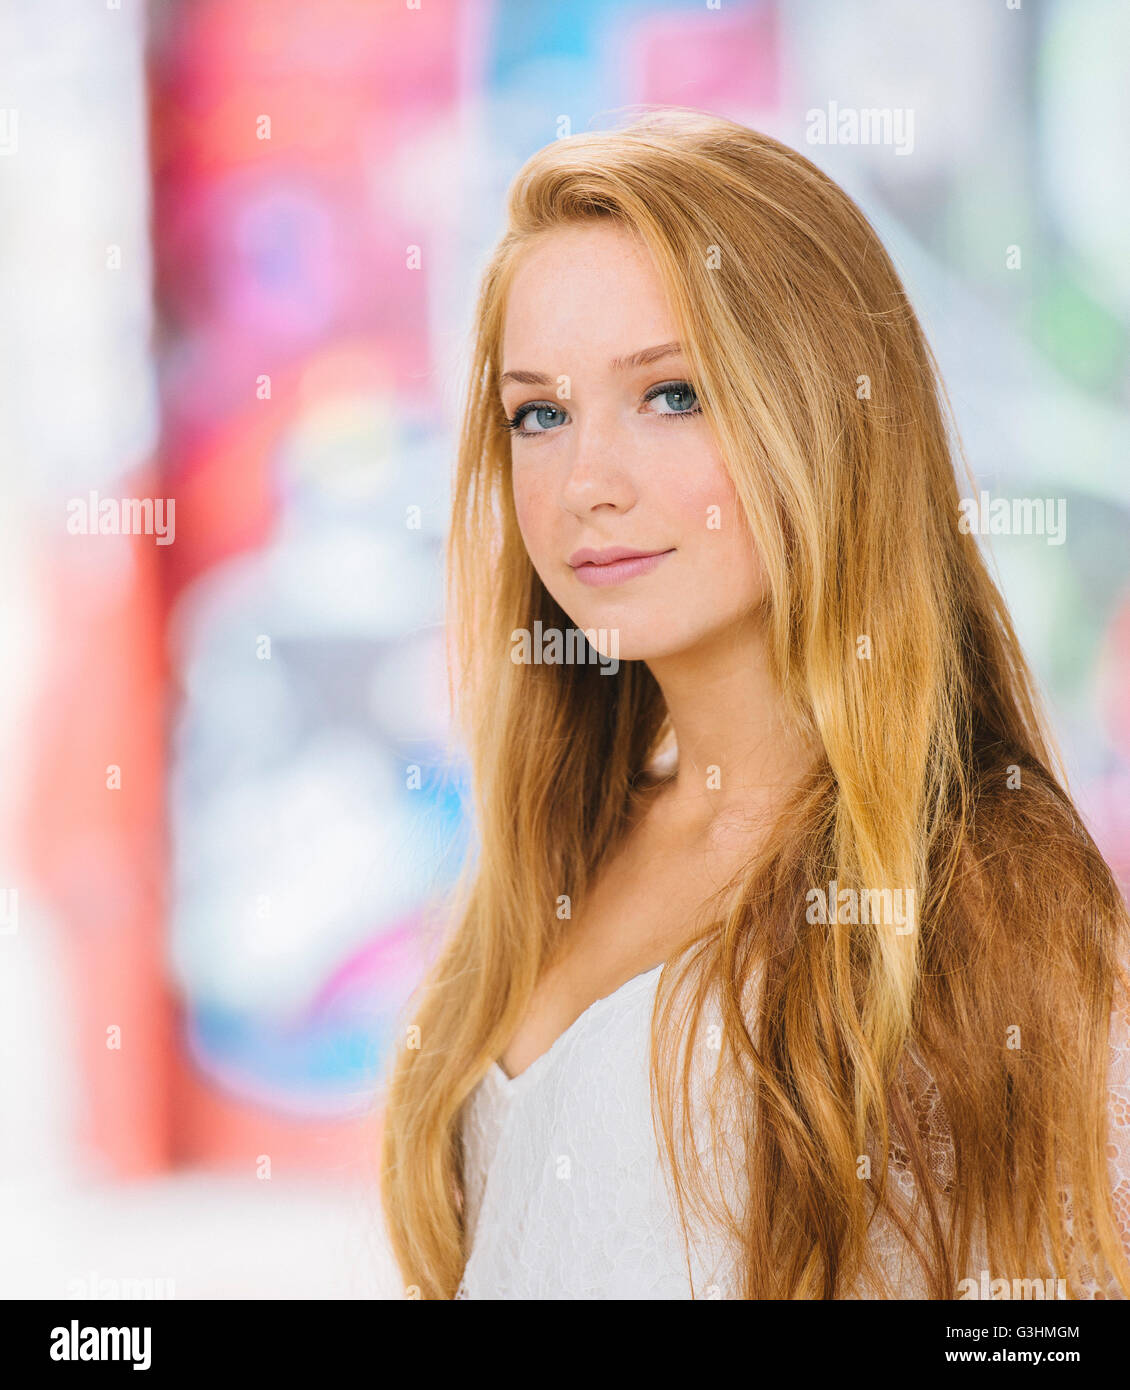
[{"x1": 379, "y1": 109, "x2": 1130, "y2": 1299}]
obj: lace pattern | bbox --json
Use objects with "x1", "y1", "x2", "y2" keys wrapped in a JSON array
[{"x1": 455, "y1": 966, "x2": 1130, "y2": 1299}]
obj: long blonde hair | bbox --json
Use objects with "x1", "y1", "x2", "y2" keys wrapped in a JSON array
[{"x1": 380, "y1": 108, "x2": 1130, "y2": 1299}]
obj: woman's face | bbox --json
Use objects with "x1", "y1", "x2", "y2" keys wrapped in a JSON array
[{"x1": 500, "y1": 221, "x2": 765, "y2": 663}]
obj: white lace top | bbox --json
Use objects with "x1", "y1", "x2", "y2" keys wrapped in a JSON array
[{"x1": 456, "y1": 964, "x2": 1130, "y2": 1299}]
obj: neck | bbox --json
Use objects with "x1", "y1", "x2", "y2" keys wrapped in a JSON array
[{"x1": 644, "y1": 610, "x2": 816, "y2": 822}]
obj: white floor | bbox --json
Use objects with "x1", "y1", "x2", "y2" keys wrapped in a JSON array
[{"x1": 0, "y1": 1170, "x2": 402, "y2": 1300}]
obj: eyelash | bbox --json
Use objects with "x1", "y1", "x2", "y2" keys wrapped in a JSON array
[{"x1": 503, "y1": 380, "x2": 702, "y2": 439}]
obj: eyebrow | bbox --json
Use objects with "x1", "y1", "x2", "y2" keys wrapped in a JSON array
[{"x1": 498, "y1": 341, "x2": 684, "y2": 389}]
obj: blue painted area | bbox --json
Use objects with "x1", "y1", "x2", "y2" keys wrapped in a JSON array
[{"x1": 188, "y1": 1005, "x2": 392, "y2": 1107}]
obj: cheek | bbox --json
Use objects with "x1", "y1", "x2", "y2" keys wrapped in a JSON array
[
  {"x1": 651, "y1": 427, "x2": 736, "y2": 521},
  {"x1": 675, "y1": 455, "x2": 765, "y2": 603},
  {"x1": 659, "y1": 445, "x2": 741, "y2": 541},
  {"x1": 511, "y1": 463, "x2": 552, "y2": 555}
]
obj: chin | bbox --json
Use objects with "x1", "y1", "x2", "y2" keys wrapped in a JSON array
[{"x1": 581, "y1": 623, "x2": 710, "y2": 666}]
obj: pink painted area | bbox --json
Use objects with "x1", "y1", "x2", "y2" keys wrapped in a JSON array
[
  {"x1": 310, "y1": 914, "x2": 434, "y2": 1020},
  {"x1": 142, "y1": 0, "x2": 467, "y2": 1171},
  {"x1": 632, "y1": 3, "x2": 780, "y2": 112},
  {"x1": 1098, "y1": 592, "x2": 1130, "y2": 760}
]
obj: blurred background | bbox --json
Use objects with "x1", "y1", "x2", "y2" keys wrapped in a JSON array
[{"x1": 0, "y1": 0, "x2": 1127, "y2": 1298}]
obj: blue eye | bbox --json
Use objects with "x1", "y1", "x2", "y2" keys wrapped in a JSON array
[
  {"x1": 505, "y1": 403, "x2": 567, "y2": 436},
  {"x1": 642, "y1": 381, "x2": 700, "y2": 417},
  {"x1": 503, "y1": 380, "x2": 702, "y2": 439}
]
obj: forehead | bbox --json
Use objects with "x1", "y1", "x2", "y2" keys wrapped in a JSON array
[{"x1": 501, "y1": 222, "x2": 677, "y2": 361}]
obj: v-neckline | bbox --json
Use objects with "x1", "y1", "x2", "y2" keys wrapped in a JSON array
[{"x1": 490, "y1": 963, "x2": 665, "y2": 1092}]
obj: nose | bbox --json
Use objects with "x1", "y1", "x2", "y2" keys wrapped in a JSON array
[{"x1": 558, "y1": 411, "x2": 639, "y2": 518}]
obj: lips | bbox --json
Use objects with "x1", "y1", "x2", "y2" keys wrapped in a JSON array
[{"x1": 568, "y1": 545, "x2": 675, "y2": 588}]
